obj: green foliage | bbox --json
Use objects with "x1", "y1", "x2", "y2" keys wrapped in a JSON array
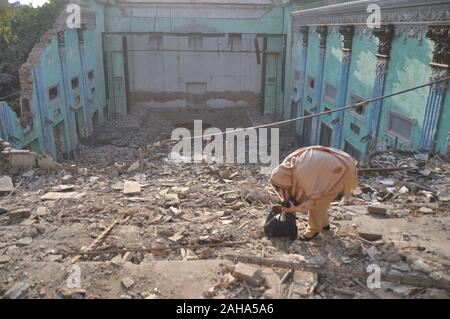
[{"x1": 0, "y1": 0, "x2": 68, "y2": 88}]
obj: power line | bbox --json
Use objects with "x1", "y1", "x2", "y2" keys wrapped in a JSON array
[{"x1": 158, "y1": 76, "x2": 450, "y2": 143}]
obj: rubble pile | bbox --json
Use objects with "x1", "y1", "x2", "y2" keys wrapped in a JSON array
[{"x1": 0, "y1": 109, "x2": 449, "y2": 299}]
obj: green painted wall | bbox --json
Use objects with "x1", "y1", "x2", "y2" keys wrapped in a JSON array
[
  {"x1": 340, "y1": 33, "x2": 377, "y2": 155},
  {"x1": 378, "y1": 34, "x2": 432, "y2": 151}
]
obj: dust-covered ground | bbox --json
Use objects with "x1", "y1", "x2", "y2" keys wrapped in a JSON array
[{"x1": 1, "y1": 106, "x2": 450, "y2": 299}]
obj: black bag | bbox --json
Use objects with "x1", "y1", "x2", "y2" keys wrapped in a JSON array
[{"x1": 264, "y1": 206, "x2": 298, "y2": 240}]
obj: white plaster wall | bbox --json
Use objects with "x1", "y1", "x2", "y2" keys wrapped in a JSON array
[{"x1": 127, "y1": 33, "x2": 263, "y2": 108}]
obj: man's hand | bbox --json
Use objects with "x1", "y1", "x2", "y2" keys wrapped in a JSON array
[{"x1": 282, "y1": 201, "x2": 298, "y2": 213}]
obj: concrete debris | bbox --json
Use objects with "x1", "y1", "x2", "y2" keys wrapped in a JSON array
[
  {"x1": 0, "y1": 176, "x2": 14, "y2": 194},
  {"x1": 51, "y1": 185, "x2": 75, "y2": 192},
  {"x1": 8, "y1": 208, "x2": 32, "y2": 220},
  {"x1": 367, "y1": 205, "x2": 389, "y2": 216},
  {"x1": 35, "y1": 206, "x2": 50, "y2": 217},
  {"x1": 1, "y1": 147, "x2": 59, "y2": 172},
  {"x1": 3, "y1": 281, "x2": 29, "y2": 299},
  {"x1": 0, "y1": 255, "x2": 11, "y2": 264},
  {"x1": 0, "y1": 110, "x2": 449, "y2": 299},
  {"x1": 358, "y1": 232, "x2": 382, "y2": 242},
  {"x1": 419, "y1": 207, "x2": 434, "y2": 214},
  {"x1": 61, "y1": 288, "x2": 87, "y2": 299},
  {"x1": 411, "y1": 259, "x2": 433, "y2": 274},
  {"x1": 16, "y1": 237, "x2": 33, "y2": 246},
  {"x1": 41, "y1": 192, "x2": 85, "y2": 200},
  {"x1": 233, "y1": 263, "x2": 265, "y2": 287},
  {"x1": 123, "y1": 181, "x2": 141, "y2": 195},
  {"x1": 121, "y1": 277, "x2": 135, "y2": 289},
  {"x1": 61, "y1": 175, "x2": 75, "y2": 184},
  {"x1": 291, "y1": 271, "x2": 318, "y2": 297},
  {"x1": 127, "y1": 161, "x2": 140, "y2": 173}
]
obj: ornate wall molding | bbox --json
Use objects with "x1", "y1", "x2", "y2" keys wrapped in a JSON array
[
  {"x1": 292, "y1": 0, "x2": 450, "y2": 39},
  {"x1": 338, "y1": 25, "x2": 354, "y2": 51},
  {"x1": 315, "y1": 26, "x2": 328, "y2": 48},
  {"x1": 373, "y1": 24, "x2": 395, "y2": 56},
  {"x1": 426, "y1": 26, "x2": 450, "y2": 66},
  {"x1": 300, "y1": 26, "x2": 309, "y2": 46}
]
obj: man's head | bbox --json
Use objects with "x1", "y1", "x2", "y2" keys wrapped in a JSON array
[
  {"x1": 269, "y1": 163, "x2": 294, "y2": 201},
  {"x1": 269, "y1": 164, "x2": 293, "y2": 189}
]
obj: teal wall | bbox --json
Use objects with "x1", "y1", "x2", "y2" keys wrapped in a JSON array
[
  {"x1": 378, "y1": 35, "x2": 432, "y2": 151},
  {"x1": 0, "y1": 0, "x2": 107, "y2": 158},
  {"x1": 319, "y1": 32, "x2": 343, "y2": 131},
  {"x1": 293, "y1": 25, "x2": 449, "y2": 159},
  {"x1": 340, "y1": 33, "x2": 377, "y2": 155}
]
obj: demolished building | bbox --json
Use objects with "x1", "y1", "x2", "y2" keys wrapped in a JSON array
[{"x1": 0, "y1": 0, "x2": 449, "y2": 161}]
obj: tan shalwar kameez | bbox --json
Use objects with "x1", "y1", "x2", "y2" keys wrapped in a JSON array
[{"x1": 269, "y1": 146, "x2": 358, "y2": 235}]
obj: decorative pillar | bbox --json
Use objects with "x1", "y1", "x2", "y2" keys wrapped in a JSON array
[
  {"x1": 296, "y1": 26, "x2": 309, "y2": 137},
  {"x1": 419, "y1": 26, "x2": 450, "y2": 151},
  {"x1": 311, "y1": 25, "x2": 327, "y2": 144},
  {"x1": 57, "y1": 31, "x2": 76, "y2": 153},
  {"x1": 332, "y1": 25, "x2": 354, "y2": 148},
  {"x1": 367, "y1": 24, "x2": 395, "y2": 154}
]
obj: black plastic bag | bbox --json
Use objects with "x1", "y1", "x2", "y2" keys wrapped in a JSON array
[{"x1": 264, "y1": 206, "x2": 298, "y2": 240}]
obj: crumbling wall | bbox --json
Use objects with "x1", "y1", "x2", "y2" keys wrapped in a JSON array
[{"x1": 0, "y1": 0, "x2": 107, "y2": 160}]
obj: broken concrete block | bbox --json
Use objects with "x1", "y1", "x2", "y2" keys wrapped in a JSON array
[
  {"x1": 0, "y1": 255, "x2": 10, "y2": 264},
  {"x1": 419, "y1": 207, "x2": 434, "y2": 214},
  {"x1": 123, "y1": 181, "x2": 141, "y2": 195},
  {"x1": 8, "y1": 208, "x2": 31, "y2": 220},
  {"x1": 0, "y1": 176, "x2": 14, "y2": 194},
  {"x1": 127, "y1": 161, "x2": 140, "y2": 173},
  {"x1": 0, "y1": 207, "x2": 7, "y2": 214},
  {"x1": 412, "y1": 259, "x2": 433, "y2": 274},
  {"x1": 122, "y1": 252, "x2": 133, "y2": 263},
  {"x1": 171, "y1": 186, "x2": 189, "y2": 194},
  {"x1": 121, "y1": 277, "x2": 135, "y2": 289},
  {"x1": 3, "y1": 281, "x2": 29, "y2": 299},
  {"x1": 419, "y1": 169, "x2": 432, "y2": 177},
  {"x1": 36, "y1": 155, "x2": 59, "y2": 170},
  {"x1": 35, "y1": 206, "x2": 50, "y2": 217},
  {"x1": 367, "y1": 205, "x2": 388, "y2": 216},
  {"x1": 233, "y1": 263, "x2": 265, "y2": 287},
  {"x1": 399, "y1": 186, "x2": 409, "y2": 194},
  {"x1": 168, "y1": 232, "x2": 184, "y2": 243},
  {"x1": 292, "y1": 271, "x2": 318, "y2": 297},
  {"x1": 260, "y1": 268, "x2": 281, "y2": 298},
  {"x1": 51, "y1": 185, "x2": 75, "y2": 192},
  {"x1": 61, "y1": 288, "x2": 86, "y2": 299},
  {"x1": 391, "y1": 262, "x2": 411, "y2": 272},
  {"x1": 168, "y1": 206, "x2": 183, "y2": 217},
  {"x1": 379, "y1": 179, "x2": 395, "y2": 187},
  {"x1": 16, "y1": 237, "x2": 33, "y2": 246},
  {"x1": 41, "y1": 192, "x2": 85, "y2": 200},
  {"x1": 111, "y1": 255, "x2": 122, "y2": 266},
  {"x1": 358, "y1": 232, "x2": 382, "y2": 242},
  {"x1": 61, "y1": 175, "x2": 75, "y2": 184},
  {"x1": 180, "y1": 248, "x2": 198, "y2": 261},
  {"x1": 164, "y1": 193, "x2": 180, "y2": 207}
]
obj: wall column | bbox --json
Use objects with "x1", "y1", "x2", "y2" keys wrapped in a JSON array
[
  {"x1": 311, "y1": 26, "x2": 327, "y2": 144},
  {"x1": 332, "y1": 25, "x2": 354, "y2": 148},
  {"x1": 419, "y1": 26, "x2": 450, "y2": 151},
  {"x1": 296, "y1": 26, "x2": 309, "y2": 139},
  {"x1": 367, "y1": 25, "x2": 394, "y2": 154}
]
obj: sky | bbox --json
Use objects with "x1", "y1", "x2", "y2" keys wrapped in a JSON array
[{"x1": 10, "y1": 0, "x2": 49, "y2": 7}]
